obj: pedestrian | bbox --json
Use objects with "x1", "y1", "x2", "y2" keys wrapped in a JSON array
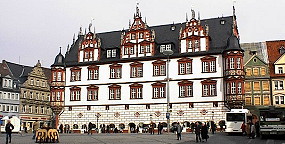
[
  {"x1": 190, "y1": 122, "x2": 195, "y2": 133},
  {"x1": 157, "y1": 122, "x2": 162, "y2": 135},
  {"x1": 59, "y1": 124, "x2": 63, "y2": 133},
  {"x1": 32, "y1": 120, "x2": 40, "y2": 139},
  {"x1": 255, "y1": 121, "x2": 260, "y2": 137},
  {"x1": 201, "y1": 123, "x2": 208, "y2": 142},
  {"x1": 150, "y1": 123, "x2": 155, "y2": 135},
  {"x1": 176, "y1": 122, "x2": 182, "y2": 140},
  {"x1": 107, "y1": 125, "x2": 110, "y2": 133},
  {"x1": 5, "y1": 120, "x2": 14, "y2": 144},
  {"x1": 136, "y1": 125, "x2": 139, "y2": 133},
  {"x1": 88, "y1": 122, "x2": 93, "y2": 135},
  {"x1": 250, "y1": 122, "x2": 256, "y2": 139},
  {"x1": 194, "y1": 122, "x2": 201, "y2": 142},
  {"x1": 210, "y1": 121, "x2": 216, "y2": 134},
  {"x1": 241, "y1": 122, "x2": 246, "y2": 136},
  {"x1": 246, "y1": 121, "x2": 251, "y2": 138}
]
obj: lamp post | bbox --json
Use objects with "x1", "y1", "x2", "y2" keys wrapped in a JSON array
[{"x1": 163, "y1": 49, "x2": 173, "y2": 133}]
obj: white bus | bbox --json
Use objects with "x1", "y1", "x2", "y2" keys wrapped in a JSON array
[{"x1": 225, "y1": 109, "x2": 252, "y2": 134}]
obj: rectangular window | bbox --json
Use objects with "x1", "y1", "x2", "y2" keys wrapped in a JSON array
[
  {"x1": 87, "y1": 88, "x2": 98, "y2": 101},
  {"x1": 278, "y1": 67, "x2": 283, "y2": 74},
  {"x1": 237, "y1": 82, "x2": 242, "y2": 94},
  {"x1": 253, "y1": 82, "x2": 260, "y2": 91},
  {"x1": 230, "y1": 58, "x2": 235, "y2": 69},
  {"x1": 245, "y1": 97, "x2": 252, "y2": 105},
  {"x1": 145, "y1": 45, "x2": 150, "y2": 53},
  {"x1": 107, "y1": 50, "x2": 111, "y2": 58},
  {"x1": 88, "y1": 68, "x2": 99, "y2": 80},
  {"x1": 70, "y1": 68, "x2": 81, "y2": 81},
  {"x1": 263, "y1": 95, "x2": 270, "y2": 105},
  {"x1": 110, "y1": 65, "x2": 122, "y2": 79},
  {"x1": 254, "y1": 97, "x2": 261, "y2": 105},
  {"x1": 130, "y1": 64, "x2": 143, "y2": 78},
  {"x1": 202, "y1": 60, "x2": 216, "y2": 73},
  {"x1": 130, "y1": 87, "x2": 143, "y2": 99},
  {"x1": 231, "y1": 82, "x2": 236, "y2": 94},
  {"x1": 152, "y1": 84, "x2": 166, "y2": 99},
  {"x1": 109, "y1": 86, "x2": 121, "y2": 100},
  {"x1": 153, "y1": 61, "x2": 166, "y2": 76},
  {"x1": 262, "y1": 81, "x2": 269, "y2": 91},
  {"x1": 253, "y1": 68, "x2": 259, "y2": 76},
  {"x1": 179, "y1": 63, "x2": 185, "y2": 74},
  {"x1": 166, "y1": 44, "x2": 171, "y2": 50},
  {"x1": 202, "y1": 81, "x2": 217, "y2": 96},
  {"x1": 57, "y1": 72, "x2": 62, "y2": 81},
  {"x1": 260, "y1": 68, "x2": 266, "y2": 75},
  {"x1": 160, "y1": 45, "x2": 165, "y2": 53},
  {"x1": 112, "y1": 49, "x2": 116, "y2": 57},
  {"x1": 70, "y1": 88, "x2": 81, "y2": 101},
  {"x1": 140, "y1": 45, "x2": 145, "y2": 53},
  {"x1": 237, "y1": 58, "x2": 241, "y2": 69},
  {"x1": 246, "y1": 68, "x2": 252, "y2": 76},
  {"x1": 179, "y1": 84, "x2": 193, "y2": 97}
]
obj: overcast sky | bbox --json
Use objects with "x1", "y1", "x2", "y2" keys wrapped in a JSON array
[{"x1": 0, "y1": 0, "x2": 284, "y2": 67}]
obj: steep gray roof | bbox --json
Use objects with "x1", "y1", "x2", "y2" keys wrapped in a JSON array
[{"x1": 64, "y1": 16, "x2": 236, "y2": 66}]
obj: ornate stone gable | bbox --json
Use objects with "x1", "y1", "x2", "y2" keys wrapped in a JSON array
[
  {"x1": 120, "y1": 5, "x2": 155, "y2": 58},
  {"x1": 179, "y1": 9, "x2": 210, "y2": 53}
]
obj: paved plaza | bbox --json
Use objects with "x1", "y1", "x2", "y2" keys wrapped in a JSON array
[{"x1": 1, "y1": 132, "x2": 285, "y2": 144}]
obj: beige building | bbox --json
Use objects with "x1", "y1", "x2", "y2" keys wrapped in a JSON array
[{"x1": 5, "y1": 60, "x2": 52, "y2": 131}]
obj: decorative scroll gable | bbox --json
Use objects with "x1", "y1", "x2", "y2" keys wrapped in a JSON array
[
  {"x1": 78, "y1": 28, "x2": 101, "y2": 62},
  {"x1": 179, "y1": 10, "x2": 210, "y2": 53},
  {"x1": 121, "y1": 6, "x2": 155, "y2": 59}
]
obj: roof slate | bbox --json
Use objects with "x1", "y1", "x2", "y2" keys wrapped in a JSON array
[{"x1": 63, "y1": 16, "x2": 236, "y2": 67}]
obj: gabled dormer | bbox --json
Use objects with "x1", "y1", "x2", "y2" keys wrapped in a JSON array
[
  {"x1": 121, "y1": 5, "x2": 155, "y2": 58},
  {"x1": 274, "y1": 53, "x2": 285, "y2": 75},
  {"x1": 179, "y1": 9, "x2": 210, "y2": 53},
  {"x1": 78, "y1": 24, "x2": 101, "y2": 62}
]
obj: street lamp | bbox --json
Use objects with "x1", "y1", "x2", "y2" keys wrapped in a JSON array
[{"x1": 163, "y1": 49, "x2": 173, "y2": 133}]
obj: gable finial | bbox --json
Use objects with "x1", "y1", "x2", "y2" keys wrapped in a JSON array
[
  {"x1": 136, "y1": 2, "x2": 140, "y2": 17},
  {"x1": 78, "y1": 26, "x2": 83, "y2": 36},
  {"x1": 232, "y1": 1, "x2": 239, "y2": 39},
  {"x1": 73, "y1": 33, "x2": 75, "y2": 44},
  {"x1": 145, "y1": 17, "x2": 147, "y2": 24},
  {"x1": 191, "y1": 9, "x2": 195, "y2": 19},
  {"x1": 186, "y1": 13, "x2": 188, "y2": 22},
  {"x1": 198, "y1": 11, "x2": 201, "y2": 24},
  {"x1": 59, "y1": 47, "x2": 62, "y2": 54},
  {"x1": 67, "y1": 44, "x2": 69, "y2": 54},
  {"x1": 129, "y1": 19, "x2": 131, "y2": 28}
]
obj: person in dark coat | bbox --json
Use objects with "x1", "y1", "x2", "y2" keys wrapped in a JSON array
[
  {"x1": 190, "y1": 122, "x2": 195, "y2": 133},
  {"x1": 210, "y1": 121, "x2": 216, "y2": 134},
  {"x1": 194, "y1": 122, "x2": 201, "y2": 142},
  {"x1": 255, "y1": 121, "x2": 260, "y2": 137},
  {"x1": 176, "y1": 122, "x2": 183, "y2": 140},
  {"x1": 157, "y1": 122, "x2": 162, "y2": 135},
  {"x1": 88, "y1": 122, "x2": 93, "y2": 135},
  {"x1": 201, "y1": 123, "x2": 208, "y2": 142},
  {"x1": 5, "y1": 120, "x2": 14, "y2": 144},
  {"x1": 59, "y1": 124, "x2": 63, "y2": 133}
]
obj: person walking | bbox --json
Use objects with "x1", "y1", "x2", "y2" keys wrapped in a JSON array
[
  {"x1": 88, "y1": 122, "x2": 93, "y2": 135},
  {"x1": 250, "y1": 122, "x2": 256, "y2": 139},
  {"x1": 190, "y1": 122, "x2": 195, "y2": 133},
  {"x1": 32, "y1": 120, "x2": 40, "y2": 139},
  {"x1": 255, "y1": 121, "x2": 260, "y2": 137},
  {"x1": 150, "y1": 123, "x2": 155, "y2": 135},
  {"x1": 5, "y1": 120, "x2": 14, "y2": 144},
  {"x1": 194, "y1": 122, "x2": 201, "y2": 142},
  {"x1": 176, "y1": 122, "x2": 182, "y2": 140},
  {"x1": 210, "y1": 121, "x2": 216, "y2": 134},
  {"x1": 241, "y1": 122, "x2": 246, "y2": 136},
  {"x1": 157, "y1": 122, "x2": 162, "y2": 135},
  {"x1": 59, "y1": 124, "x2": 63, "y2": 133},
  {"x1": 201, "y1": 123, "x2": 208, "y2": 142}
]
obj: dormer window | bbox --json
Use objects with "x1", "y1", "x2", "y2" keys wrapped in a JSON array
[
  {"x1": 107, "y1": 49, "x2": 116, "y2": 58},
  {"x1": 279, "y1": 46, "x2": 285, "y2": 54},
  {"x1": 278, "y1": 67, "x2": 283, "y2": 74},
  {"x1": 160, "y1": 44, "x2": 171, "y2": 53}
]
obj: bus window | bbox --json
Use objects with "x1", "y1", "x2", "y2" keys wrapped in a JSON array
[{"x1": 226, "y1": 113, "x2": 245, "y2": 121}]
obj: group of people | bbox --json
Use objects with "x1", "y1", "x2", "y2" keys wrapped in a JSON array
[
  {"x1": 194, "y1": 122, "x2": 209, "y2": 143},
  {"x1": 241, "y1": 120, "x2": 260, "y2": 139}
]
